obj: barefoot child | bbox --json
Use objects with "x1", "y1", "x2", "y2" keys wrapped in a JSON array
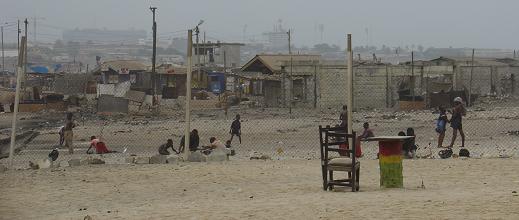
[
  {"x1": 229, "y1": 114, "x2": 242, "y2": 144},
  {"x1": 436, "y1": 106, "x2": 449, "y2": 148},
  {"x1": 447, "y1": 97, "x2": 466, "y2": 148}
]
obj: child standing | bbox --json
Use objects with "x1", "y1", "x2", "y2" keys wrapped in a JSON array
[
  {"x1": 447, "y1": 97, "x2": 466, "y2": 148},
  {"x1": 230, "y1": 114, "x2": 241, "y2": 144},
  {"x1": 436, "y1": 106, "x2": 449, "y2": 148}
]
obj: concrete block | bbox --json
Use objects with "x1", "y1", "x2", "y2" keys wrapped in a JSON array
[
  {"x1": 134, "y1": 157, "x2": 150, "y2": 164},
  {"x1": 207, "y1": 150, "x2": 229, "y2": 162},
  {"x1": 68, "y1": 159, "x2": 81, "y2": 166},
  {"x1": 80, "y1": 157, "x2": 105, "y2": 165},
  {"x1": 37, "y1": 158, "x2": 52, "y2": 169},
  {"x1": 104, "y1": 157, "x2": 128, "y2": 165},
  {"x1": 150, "y1": 155, "x2": 167, "y2": 164},
  {"x1": 167, "y1": 155, "x2": 182, "y2": 164},
  {"x1": 50, "y1": 161, "x2": 60, "y2": 169},
  {"x1": 187, "y1": 152, "x2": 206, "y2": 162},
  {"x1": 59, "y1": 161, "x2": 70, "y2": 167},
  {"x1": 125, "y1": 157, "x2": 135, "y2": 164},
  {"x1": 0, "y1": 164, "x2": 7, "y2": 173}
]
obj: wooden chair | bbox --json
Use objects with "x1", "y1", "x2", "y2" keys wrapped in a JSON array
[{"x1": 319, "y1": 125, "x2": 360, "y2": 192}]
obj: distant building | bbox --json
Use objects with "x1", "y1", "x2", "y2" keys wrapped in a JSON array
[
  {"x1": 263, "y1": 22, "x2": 289, "y2": 51},
  {"x1": 195, "y1": 41, "x2": 244, "y2": 68},
  {"x1": 63, "y1": 29, "x2": 147, "y2": 44}
]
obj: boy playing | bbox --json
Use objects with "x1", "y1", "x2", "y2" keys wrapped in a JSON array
[
  {"x1": 229, "y1": 114, "x2": 242, "y2": 144},
  {"x1": 159, "y1": 139, "x2": 178, "y2": 155}
]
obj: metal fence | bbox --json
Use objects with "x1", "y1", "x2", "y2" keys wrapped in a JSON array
[{"x1": 2, "y1": 61, "x2": 519, "y2": 169}]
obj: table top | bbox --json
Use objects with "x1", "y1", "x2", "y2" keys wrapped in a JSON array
[{"x1": 365, "y1": 136, "x2": 414, "y2": 141}]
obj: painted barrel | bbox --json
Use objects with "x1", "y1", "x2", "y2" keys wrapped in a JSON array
[{"x1": 378, "y1": 140, "x2": 403, "y2": 188}]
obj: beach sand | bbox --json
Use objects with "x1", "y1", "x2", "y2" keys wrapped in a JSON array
[{"x1": 1, "y1": 158, "x2": 519, "y2": 220}]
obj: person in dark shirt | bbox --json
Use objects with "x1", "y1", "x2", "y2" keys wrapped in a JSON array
[
  {"x1": 229, "y1": 114, "x2": 242, "y2": 144},
  {"x1": 159, "y1": 139, "x2": 178, "y2": 155},
  {"x1": 179, "y1": 129, "x2": 200, "y2": 152},
  {"x1": 339, "y1": 105, "x2": 348, "y2": 129},
  {"x1": 447, "y1": 97, "x2": 466, "y2": 148},
  {"x1": 401, "y1": 128, "x2": 418, "y2": 159}
]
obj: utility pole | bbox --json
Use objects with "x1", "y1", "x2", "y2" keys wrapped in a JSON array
[
  {"x1": 184, "y1": 29, "x2": 193, "y2": 158},
  {"x1": 1, "y1": 25, "x2": 4, "y2": 73},
  {"x1": 23, "y1": 19, "x2": 28, "y2": 84},
  {"x1": 469, "y1": 49, "x2": 475, "y2": 107},
  {"x1": 347, "y1": 34, "x2": 353, "y2": 136},
  {"x1": 150, "y1": 6, "x2": 157, "y2": 104},
  {"x1": 17, "y1": 20, "x2": 20, "y2": 52},
  {"x1": 9, "y1": 36, "x2": 26, "y2": 168},
  {"x1": 24, "y1": 19, "x2": 28, "y2": 63},
  {"x1": 195, "y1": 25, "x2": 200, "y2": 84},
  {"x1": 411, "y1": 51, "x2": 415, "y2": 102},
  {"x1": 193, "y1": 20, "x2": 203, "y2": 88},
  {"x1": 203, "y1": 31, "x2": 206, "y2": 66},
  {"x1": 32, "y1": 17, "x2": 45, "y2": 44},
  {"x1": 287, "y1": 29, "x2": 293, "y2": 115}
]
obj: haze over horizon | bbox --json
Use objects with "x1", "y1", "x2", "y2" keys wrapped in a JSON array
[{"x1": 1, "y1": 0, "x2": 518, "y2": 49}]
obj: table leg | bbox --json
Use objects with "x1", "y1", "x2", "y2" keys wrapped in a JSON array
[{"x1": 378, "y1": 140, "x2": 403, "y2": 188}]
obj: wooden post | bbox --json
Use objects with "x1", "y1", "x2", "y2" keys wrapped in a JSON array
[
  {"x1": 347, "y1": 34, "x2": 353, "y2": 137},
  {"x1": 9, "y1": 37, "x2": 26, "y2": 168},
  {"x1": 469, "y1": 49, "x2": 474, "y2": 106},
  {"x1": 313, "y1": 65, "x2": 317, "y2": 108},
  {"x1": 184, "y1": 30, "x2": 193, "y2": 158},
  {"x1": 411, "y1": 51, "x2": 415, "y2": 102}
]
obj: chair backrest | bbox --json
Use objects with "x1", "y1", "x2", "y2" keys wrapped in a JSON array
[{"x1": 319, "y1": 125, "x2": 357, "y2": 163}]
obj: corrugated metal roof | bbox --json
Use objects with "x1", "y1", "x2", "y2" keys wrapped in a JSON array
[
  {"x1": 241, "y1": 54, "x2": 321, "y2": 73},
  {"x1": 99, "y1": 60, "x2": 147, "y2": 72}
]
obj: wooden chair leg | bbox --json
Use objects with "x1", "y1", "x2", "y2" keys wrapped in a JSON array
[
  {"x1": 328, "y1": 170, "x2": 334, "y2": 191},
  {"x1": 322, "y1": 166, "x2": 328, "y2": 191},
  {"x1": 356, "y1": 167, "x2": 360, "y2": 191},
  {"x1": 351, "y1": 169, "x2": 356, "y2": 192}
]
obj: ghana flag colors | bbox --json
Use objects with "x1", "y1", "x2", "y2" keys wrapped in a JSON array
[{"x1": 378, "y1": 140, "x2": 403, "y2": 188}]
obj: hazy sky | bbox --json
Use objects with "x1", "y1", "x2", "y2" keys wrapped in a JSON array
[{"x1": 1, "y1": 0, "x2": 518, "y2": 49}]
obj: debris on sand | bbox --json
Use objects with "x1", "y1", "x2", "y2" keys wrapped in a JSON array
[
  {"x1": 0, "y1": 164, "x2": 7, "y2": 172},
  {"x1": 276, "y1": 129, "x2": 298, "y2": 133},
  {"x1": 250, "y1": 155, "x2": 271, "y2": 160},
  {"x1": 505, "y1": 130, "x2": 519, "y2": 136}
]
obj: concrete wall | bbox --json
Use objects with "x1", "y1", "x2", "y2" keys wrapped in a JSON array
[
  {"x1": 53, "y1": 74, "x2": 91, "y2": 95},
  {"x1": 97, "y1": 95, "x2": 129, "y2": 114},
  {"x1": 316, "y1": 63, "x2": 519, "y2": 110}
]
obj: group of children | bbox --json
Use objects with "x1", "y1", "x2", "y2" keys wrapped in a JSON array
[
  {"x1": 57, "y1": 113, "x2": 242, "y2": 156},
  {"x1": 158, "y1": 114, "x2": 241, "y2": 156}
]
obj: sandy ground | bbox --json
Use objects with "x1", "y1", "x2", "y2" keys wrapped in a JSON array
[
  {"x1": 2, "y1": 105, "x2": 519, "y2": 169},
  {"x1": 1, "y1": 158, "x2": 519, "y2": 220}
]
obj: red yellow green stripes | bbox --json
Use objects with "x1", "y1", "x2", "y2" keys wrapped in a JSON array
[{"x1": 379, "y1": 140, "x2": 404, "y2": 188}]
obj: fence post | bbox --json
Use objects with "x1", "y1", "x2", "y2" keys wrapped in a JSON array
[
  {"x1": 9, "y1": 36, "x2": 26, "y2": 168},
  {"x1": 347, "y1": 34, "x2": 353, "y2": 137},
  {"x1": 184, "y1": 30, "x2": 193, "y2": 158}
]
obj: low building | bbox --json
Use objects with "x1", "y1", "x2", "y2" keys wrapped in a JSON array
[{"x1": 240, "y1": 54, "x2": 321, "y2": 107}]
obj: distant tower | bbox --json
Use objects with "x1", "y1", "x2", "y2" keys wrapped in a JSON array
[{"x1": 318, "y1": 24, "x2": 324, "y2": 43}]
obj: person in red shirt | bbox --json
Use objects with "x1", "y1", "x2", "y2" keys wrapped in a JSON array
[{"x1": 87, "y1": 136, "x2": 117, "y2": 154}]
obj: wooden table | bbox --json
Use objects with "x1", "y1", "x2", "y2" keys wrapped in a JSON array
[{"x1": 366, "y1": 136, "x2": 413, "y2": 188}]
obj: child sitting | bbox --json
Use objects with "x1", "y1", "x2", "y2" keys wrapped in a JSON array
[{"x1": 87, "y1": 136, "x2": 117, "y2": 154}]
